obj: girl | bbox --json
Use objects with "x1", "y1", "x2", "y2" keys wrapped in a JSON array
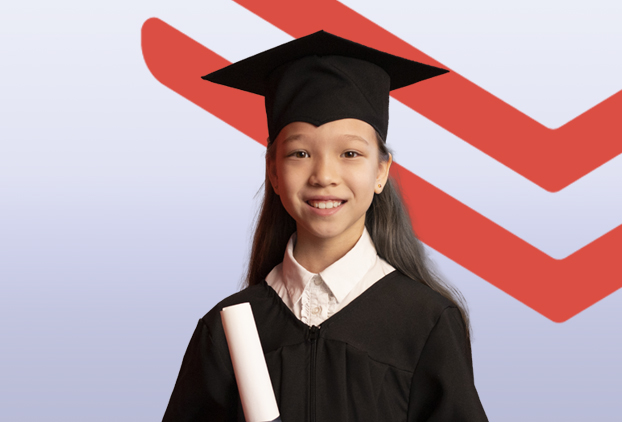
[{"x1": 163, "y1": 30, "x2": 488, "y2": 421}]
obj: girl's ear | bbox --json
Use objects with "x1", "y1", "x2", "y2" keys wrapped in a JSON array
[
  {"x1": 267, "y1": 155, "x2": 280, "y2": 195},
  {"x1": 375, "y1": 153, "x2": 393, "y2": 194}
]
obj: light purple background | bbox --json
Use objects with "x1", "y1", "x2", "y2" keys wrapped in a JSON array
[{"x1": 1, "y1": 1, "x2": 621, "y2": 420}]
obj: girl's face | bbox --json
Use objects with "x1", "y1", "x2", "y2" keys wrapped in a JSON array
[{"x1": 268, "y1": 118, "x2": 392, "y2": 246}]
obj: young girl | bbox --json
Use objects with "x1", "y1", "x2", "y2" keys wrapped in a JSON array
[{"x1": 163, "y1": 31, "x2": 488, "y2": 421}]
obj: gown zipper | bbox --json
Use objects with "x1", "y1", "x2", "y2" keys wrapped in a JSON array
[{"x1": 308, "y1": 325, "x2": 320, "y2": 422}]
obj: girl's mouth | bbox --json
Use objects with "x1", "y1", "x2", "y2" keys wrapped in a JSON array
[{"x1": 306, "y1": 200, "x2": 345, "y2": 209}]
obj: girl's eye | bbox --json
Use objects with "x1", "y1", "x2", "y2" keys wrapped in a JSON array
[
  {"x1": 292, "y1": 151, "x2": 309, "y2": 158},
  {"x1": 343, "y1": 151, "x2": 359, "y2": 158}
]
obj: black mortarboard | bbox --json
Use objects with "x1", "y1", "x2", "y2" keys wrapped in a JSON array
[{"x1": 202, "y1": 30, "x2": 448, "y2": 142}]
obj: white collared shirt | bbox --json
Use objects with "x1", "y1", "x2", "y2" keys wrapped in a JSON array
[{"x1": 265, "y1": 227, "x2": 396, "y2": 326}]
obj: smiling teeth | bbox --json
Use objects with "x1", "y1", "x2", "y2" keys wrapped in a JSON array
[{"x1": 310, "y1": 201, "x2": 342, "y2": 209}]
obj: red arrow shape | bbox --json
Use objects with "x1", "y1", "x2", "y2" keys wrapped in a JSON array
[
  {"x1": 231, "y1": 0, "x2": 622, "y2": 193},
  {"x1": 141, "y1": 18, "x2": 622, "y2": 322}
]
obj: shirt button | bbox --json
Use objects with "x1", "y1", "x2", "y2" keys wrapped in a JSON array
[
  {"x1": 311, "y1": 306, "x2": 321, "y2": 315},
  {"x1": 313, "y1": 278, "x2": 322, "y2": 286}
]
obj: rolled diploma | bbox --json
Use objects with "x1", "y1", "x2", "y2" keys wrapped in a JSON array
[{"x1": 221, "y1": 302, "x2": 280, "y2": 422}]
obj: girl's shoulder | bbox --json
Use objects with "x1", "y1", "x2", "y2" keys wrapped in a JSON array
[
  {"x1": 369, "y1": 269, "x2": 456, "y2": 318},
  {"x1": 198, "y1": 281, "x2": 310, "y2": 355},
  {"x1": 201, "y1": 282, "x2": 272, "y2": 329}
]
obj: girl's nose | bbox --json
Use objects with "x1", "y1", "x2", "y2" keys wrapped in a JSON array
[{"x1": 309, "y1": 155, "x2": 338, "y2": 187}]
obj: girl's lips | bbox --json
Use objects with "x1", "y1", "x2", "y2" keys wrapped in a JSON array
[
  {"x1": 307, "y1": 199, "x2": 344, "y2": 209},
  {"x1": 305, "y1": 200, "x2": 346, "y2": 216}
]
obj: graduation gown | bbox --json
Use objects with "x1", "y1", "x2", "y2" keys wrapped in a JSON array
[{"x1": 162, "y1": 270, "x2": 488, "y2": 421}]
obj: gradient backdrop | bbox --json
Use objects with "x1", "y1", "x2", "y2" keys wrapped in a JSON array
[{"x1": 1, "y1": 0, "x2": 621, "y2": 421}]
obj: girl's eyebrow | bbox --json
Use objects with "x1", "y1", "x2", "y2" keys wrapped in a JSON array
[
  {"x1": 283, "y1": 134, "x2": 305, "y2": 144},
  {"x1": 341, "y1": 134, "x2": 369, "y2": 145},
  {"x1": 283, "y1": 133, "x2": 369, "y2": 145}
]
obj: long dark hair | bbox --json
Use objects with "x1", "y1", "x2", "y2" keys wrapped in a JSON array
[{"x1": 245, "y1": 133, "x2": 471, "y2": 342}]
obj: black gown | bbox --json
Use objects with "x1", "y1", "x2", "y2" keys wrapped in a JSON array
[{"x1": 162, "y1": 270, "x2": 489, "y2": 421}]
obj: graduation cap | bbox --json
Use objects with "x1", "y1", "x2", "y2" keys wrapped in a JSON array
[{"x1": 202, "y1": 30, "x2": 448, "y2": 142}]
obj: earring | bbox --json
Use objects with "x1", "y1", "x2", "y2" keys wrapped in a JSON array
[{"x1": 378, "y1": 184, "x2": 381, "y2": 188}]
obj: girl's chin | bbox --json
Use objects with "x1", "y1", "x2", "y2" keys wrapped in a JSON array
[{"x1": 296, "y1": 222, "x2": 365, "y2": 244}]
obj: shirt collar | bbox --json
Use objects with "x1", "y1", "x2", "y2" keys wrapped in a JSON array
[{"x1": 281, "y1": 227, "x2": 378, "y2": 305}]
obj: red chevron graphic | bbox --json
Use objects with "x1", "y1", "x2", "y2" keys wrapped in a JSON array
[
  {"x1": 141, "y1": 18, "x2": 622, "y2": 322},
  {"x1": 231, "y1": 0, "x2": 622, "y2": 193}
]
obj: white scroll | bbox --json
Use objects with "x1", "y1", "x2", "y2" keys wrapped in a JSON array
[{"x1": 221, "y1": 302, "x2": 281, "y2": 422}]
